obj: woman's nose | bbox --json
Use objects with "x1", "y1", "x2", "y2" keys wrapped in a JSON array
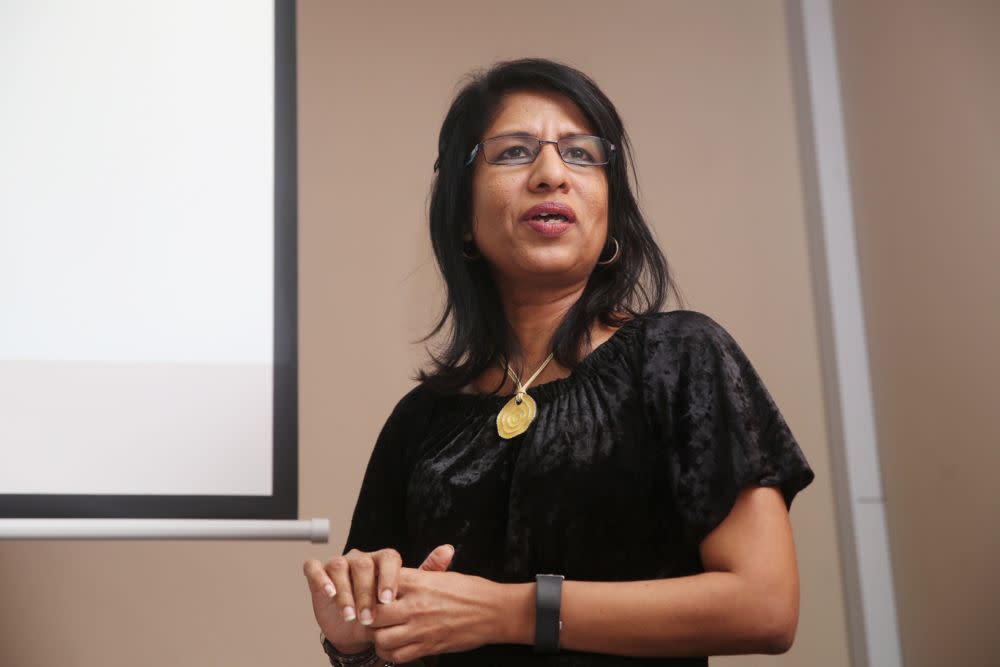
[{"x1": 527, "y1": 142, "x2": 570, "y2": 192}]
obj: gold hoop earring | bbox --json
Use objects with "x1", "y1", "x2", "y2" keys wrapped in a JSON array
[{"x1": 597, "y1": 237, "x2": 620, "y2": 266}]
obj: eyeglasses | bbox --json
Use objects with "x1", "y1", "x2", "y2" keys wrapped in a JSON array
[{"x1": 465, "y1": 134, "x2": 615, "y2": 167}]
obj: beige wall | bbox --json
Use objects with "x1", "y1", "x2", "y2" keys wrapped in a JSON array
[
  {"x1": 834, "y1": 1, "x2": 1000, "y2": 665},
  {"x1": 0, "y1": 2, "x2": 850, "y2": 665}
]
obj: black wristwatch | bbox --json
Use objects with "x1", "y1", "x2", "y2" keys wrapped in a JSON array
[{"x1": 534, "y1": 573, "x2": 565, "y2": 653}]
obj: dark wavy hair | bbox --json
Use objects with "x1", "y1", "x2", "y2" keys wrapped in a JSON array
[{"x1": 415, "y1": 57, "x2": 680, "y2": 393}]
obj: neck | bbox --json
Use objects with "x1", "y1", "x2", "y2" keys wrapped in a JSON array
[{"x1": 494, "y1": 279, "x2": 587, "y2": 372}]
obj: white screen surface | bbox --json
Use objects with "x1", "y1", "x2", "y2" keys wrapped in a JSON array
[{"x1": 0, "y1": 0, "x2": 275, "y2": 496}]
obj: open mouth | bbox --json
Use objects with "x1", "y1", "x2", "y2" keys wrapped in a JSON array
[{"x1": 521, "y1": 202, "x2": 576, "y2": 236}]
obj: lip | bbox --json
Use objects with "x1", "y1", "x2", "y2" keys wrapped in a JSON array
[
  {"x1": 519, "y1": 202, "x2": 577, "y2": 237},
  {"x1": 520, "y1": 201, "x2": 577, "y2": 224}
]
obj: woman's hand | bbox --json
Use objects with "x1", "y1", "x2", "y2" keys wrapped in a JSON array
[
  {"x1": 303, "y1": 544, "x2": 456, "y2": 653},
  {"x1": 364, "y1": 568, "x2": 503, "y2": 663}
]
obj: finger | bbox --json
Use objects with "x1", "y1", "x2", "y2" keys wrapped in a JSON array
[
  {"x1": 418, "y1": 544, "x2": 455, "y2": 572},
  {"x1": 325, "y1": 556, "x2": 357, "y2": 622},
  {"x1": 371, "y1": 548, "x2": 403, "y2": 605},
  {"x1": 374, "y1": 637, "x2": 424, "y2": 666},
  {"x1": 364, "y1": 596, "x2": 407, "y2": 629},
  {"x1": 372, "y1": 625, "x2": 417, "y2": 660},
  {"x1": 347, "y1": 550, "x2": 378, "y2": 626},
  {"x1": 303, "y1": 559, "x2": 337, "y2": 599}
]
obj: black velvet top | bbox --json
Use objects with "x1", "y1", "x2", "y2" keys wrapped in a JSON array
[{"x1": 341, "y1": 310, "x2": 815, "y2": 666}]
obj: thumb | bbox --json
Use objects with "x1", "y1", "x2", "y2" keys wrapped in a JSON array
[{"x1": 418, "y1": 544, "x2": 455, "y2": 571}]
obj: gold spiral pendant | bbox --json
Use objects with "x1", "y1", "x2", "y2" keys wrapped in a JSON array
[{"x1": 496, "y1": 392, "x2": 537, "y2": 439}]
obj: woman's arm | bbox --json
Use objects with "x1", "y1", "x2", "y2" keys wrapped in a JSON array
[{"x1": 489, "y1": 485, "x2": 800, "y2": 657}]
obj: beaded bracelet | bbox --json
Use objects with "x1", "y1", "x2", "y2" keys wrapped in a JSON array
[{"x1": 320, "y1": 632, "x2": 395, "y2": 667}]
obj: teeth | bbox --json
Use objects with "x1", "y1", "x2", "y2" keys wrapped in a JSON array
[{"x1": 533, "y1": 213, "x2": 568, "y2": 221}]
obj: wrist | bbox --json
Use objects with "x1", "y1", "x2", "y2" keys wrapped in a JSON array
[
  {"x1": 489, "y1": 582, "x2": 535, "y2": 645},
  {"x1": 330, "y1": 640, "x2": 372, "y2": 655}
]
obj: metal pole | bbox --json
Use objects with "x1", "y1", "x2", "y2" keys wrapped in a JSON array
[{"x1": 0, "y1": 518, "x2": 330, "y2": 543}]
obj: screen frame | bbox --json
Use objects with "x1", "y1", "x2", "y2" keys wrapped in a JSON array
[{"x1": 0, "y1": 0, "x2": 299, "y2": 520}]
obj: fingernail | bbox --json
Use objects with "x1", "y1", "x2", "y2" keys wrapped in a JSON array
[
  {"x1": 323, "y1": 583, "x2": 336, "y2": 597},
  {"x1": 359, "y1": 608, "x2": 373, "y2": 625},
  {"x1": 379, "y1": 588, "x2": 393, "y2": 603},
  {"x1": 343, "y1": 606, "x2": 356, "y2": 622}
]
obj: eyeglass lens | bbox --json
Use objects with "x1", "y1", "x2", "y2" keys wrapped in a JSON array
[{"x1": 481, "y1": 135, "x2": 609, "y2": 166}]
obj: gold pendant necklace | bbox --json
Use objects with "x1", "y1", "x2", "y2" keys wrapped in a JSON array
[{"x1": 496, "y1": 352, "x2": 554, "y2": 440}]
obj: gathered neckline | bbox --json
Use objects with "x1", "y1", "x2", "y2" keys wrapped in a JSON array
[{"x1": 426, "y1": 314, "x2": 646, "y2": 410}]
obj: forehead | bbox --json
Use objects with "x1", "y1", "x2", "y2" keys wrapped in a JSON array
[{"x1": 484, "y1": 90, "x2": 595, "y2": 138}]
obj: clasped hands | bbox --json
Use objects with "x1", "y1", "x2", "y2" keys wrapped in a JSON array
[{"x1": 303, "y1": 544, "x2": 504, "y2": 664}]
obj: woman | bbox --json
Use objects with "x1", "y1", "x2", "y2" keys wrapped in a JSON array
[{"x1": 303, "y1": 58, "x2": 815, "y2": 666}]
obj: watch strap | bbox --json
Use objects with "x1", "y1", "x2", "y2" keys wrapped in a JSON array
[{"x1": 534, "y1": 573, "x2": 564, "y2": 653}]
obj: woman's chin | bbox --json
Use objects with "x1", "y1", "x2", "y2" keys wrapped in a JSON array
[
  {"x1": 518, "y1": 252, "x2": 591, "y2": 280},
  {"x1": 486, "y1": 246, "x2": 595, "y2": 284}
]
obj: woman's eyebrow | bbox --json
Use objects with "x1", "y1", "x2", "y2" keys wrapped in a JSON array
[{"x1": 485, "y1": 129, "x2": 591, "y2": 140}]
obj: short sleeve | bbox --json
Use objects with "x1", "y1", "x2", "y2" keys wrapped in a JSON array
[
  {"x1": 341, "y1": 384, "x2": 433, "y2": 561},
  {"x1": 642, "y1": 311, "x2": 815, "y2": 549}
]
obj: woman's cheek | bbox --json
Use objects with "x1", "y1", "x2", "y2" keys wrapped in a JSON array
[{"x1": 487, "y1": 183, "x2": 518, "y2": 230}]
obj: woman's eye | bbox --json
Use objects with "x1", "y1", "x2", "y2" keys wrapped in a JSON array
[
  {"x1": 566, "y1": 147, "x2": 593, "y2": 161},
  {"x1": 500, "y1": 145, "x2": 529, "y2": 159}
]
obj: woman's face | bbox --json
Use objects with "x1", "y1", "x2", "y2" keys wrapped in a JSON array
[{"x1": 468, "y1": 90, "x2": 609, "y2": 288}]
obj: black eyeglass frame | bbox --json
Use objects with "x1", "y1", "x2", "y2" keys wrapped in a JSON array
[{"x1": 464, "y1": 134, "x2": 616, "y2": 167}]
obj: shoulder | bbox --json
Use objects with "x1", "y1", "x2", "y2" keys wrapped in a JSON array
[
  {"x1": 373, "y1": 383, "x2": 438, "y2": 443},
  {"x1": 385, "y1": 382, "x2": 436, "y2": 424},
  {"x1": 635, "y1": 310, "x2": 756, "y2": 386},
  {"x1": 372, "y1": 383, "x2": 438, "y2": 463},
  {"x1": 639, "y1": 309, "x2": 738, "y2": 350}
]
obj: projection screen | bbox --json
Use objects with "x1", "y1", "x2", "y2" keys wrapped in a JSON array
[{"x1": 0, "y1": 0, "x2": 298, "y2": 520}]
